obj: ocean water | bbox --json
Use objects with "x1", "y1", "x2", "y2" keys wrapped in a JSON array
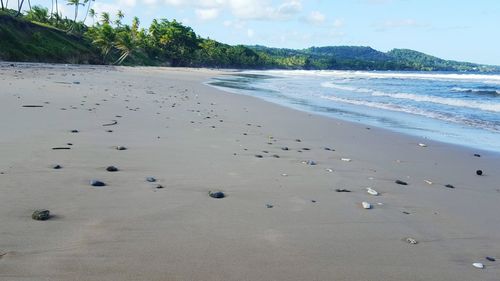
[{"x1": 207, "y1": 70, "x2": 500, "y2": 152}]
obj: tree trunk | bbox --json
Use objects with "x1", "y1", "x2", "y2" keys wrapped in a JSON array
[
  {"x1": 50, "y1": 0, "x2": 53, "y2": 18},
  {"x1": 16, "y1": 0, "x2": 25, "y2": 16},
  {"x1": 82, "y1": 0, "x2": 92, "y2": 23},
  {"x1": 27, "y1": 0, "x2": 30, "y2": 10},
  {"x1": 55, "y1": 0, "x2": 58, "y2": 23},
  {"x1": 1, "y1": 0, "x2": 4, "y2": 11}
]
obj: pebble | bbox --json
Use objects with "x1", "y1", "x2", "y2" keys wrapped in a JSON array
[
  {"x1": 306, "y1": 160, "x2": 317, "y2": 165},
  {"x1": 52, "y1": 164, "x2": 62, "y2": 169},
  {"x1": 366, "y1": 188, "x2": 379, "y2": 196},
  {"x1": 335, "y1": 189, "x2": 351, "y2": 193},
  {"x1": 326, "y1": 168, "x2": 333, "y2": 172},
  {"x1": 70, "y1": 129, "x2": 79, "y2": 133},
  {"x1": 154, "y1": 184, "x2": 164, "y2": 189},
  {"x1": 255, "y1": 154, "x2": 263, "y2": 158},
  {"x1": 341, "y1": 158, "x2": 351, "y2": 162},
  {"x1": 281, "y1": 147, "x2": 289, "y2": 151},
  {"x1": 486, "y1": 256, "x2": 496, "y2": 262},
  {"x1": 90, "y1": 180, "x2": 106, "y2": 187},
  {"x1": 32, "y1": 209, "x2": 50, "y2": 221},
  {"x1": 395, "y1": 180, "x2": 408, "y2": 185},
  {"x1": 116, "y1": 146, "x2": 127, "y2": 150},
  {"x1": 418, "y1": 143, "x2": 427, "y2": 147},
  {"x1": 324, "y1": 147, "x2": 334, "y2": 151},
  {"x1": 472, "y1": 263, "x2": 484, "y2": 269},
  {"x1": 106, "y1": 166, "x2": 119, "y2": 172},
  {"x1": 295, "y1": 139, "x2": 301, "y2": 142},
  {"x1": 146, "y1": 177, "x2": 156, "y2": 182},
  {"x1": 272, "y1": 154, "x2": 280, "y2": 158},
  {"x1": 361, "y1": 202, "x2": 372, "y2": 209},
  {"x1": 405, "y1": 237, "x2": 418, "y2": 244},
  {"x1": 266, "y1": 204, "x2": 274, "y2": 208},
  {"x1": 444, "y1": 184, "x2": 455, "y2": 189},
  {"x1": 209, "y1": 191, "x2": 225, "y2": 199},
  {"x1": 476, "y1": 170, "x2": 483, "y2": 176},
  {"x1": 474, "y1": 153, "x2": 481, "y2": 157}
]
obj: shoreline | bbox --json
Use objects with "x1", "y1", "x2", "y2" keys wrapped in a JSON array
[{"x1": 1, "y1": 63, "x2": 499, "y2": 281}]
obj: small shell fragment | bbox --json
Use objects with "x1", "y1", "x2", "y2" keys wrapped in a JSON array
[
  {"x1": 418, "y1": 143, "x2": 427, "y2": 147},
  {"x1": 424, "y1": 180, "x2": 433, "y2": 185},
  {"x1": 406, "y1": 237, "x2": 418, "y2": 244},
  {"x1": 341, "y1": 158, "x2": 351, "y2": 162},
  {"x1": 366, "y1": 188, "x2": 379, "y2": 196},
  {"x1": 326, "y1": 168, "x2": 333, "y2": 172},
  {"x1": 361, "y1": 202, "x2": 372, "y2": 209},
  {"x1": 472, "y1": 263, "x2": 484, "y2": 269}
]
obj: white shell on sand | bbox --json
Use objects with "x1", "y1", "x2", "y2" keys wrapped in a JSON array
[
  {"x1": 326, "y1": 168, "x2": 333, "y2": 172},
  {"x1": 424, "y1": 180, "x2": 433, "y2": 185},
  {"x1": 472, "y1": 263, "x2": 484, "y2": 269},
  {"x1": 418, "y1": 143, "x2": 427, "y2": 147},
  {"x1": 366, "y1": 188, "x2": 379, "y2": 196},
  {"x1": 341, "y1": 158, "x2": 351, "y2": 162},
  {"x1": 361, "y1": 202, "x2": 372, "y2": 209}
]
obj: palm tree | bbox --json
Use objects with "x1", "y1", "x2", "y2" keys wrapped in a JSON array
[
  {"x1": 115, "y1": 31, "x2": 135, "y2": 64},
  {"x1": 82, "y1": 0, "x2": 94, "y2": 23},
  {"x1": 92, "y1": 23, "x2": 115, "y2": 63},
  {"x1": 66, "y1": 0, "x2": 84, "y2": 22},
  {"x1": 114, "y1": 9, "x2": 124, "y2": 27},
  {"x1": 89, "y1": 8, "x2": 95, "y2": 25},
  {"x1": 15, "y1": 0, "x2": 25, "y2": 16},
  {"x1": 1, "y1": 0, "x2": 5, "y2": 10},
  {"x1": 100, "y1": 12, "x2": 110, "y2": 25}
]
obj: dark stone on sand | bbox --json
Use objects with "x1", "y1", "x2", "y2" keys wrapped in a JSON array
[
  {"x1": 52, "y1": 164, "x2": 62, "y2": 169},
  {"x1": 90, "y1": 180, "x2": 106, "y2": 187},
  {"x1": 281, "y1": 147, "x2": 289, "y2": 151},
  {"x1": 272, "y1": 154, "x2": 280, "y2": 158},
  {"x1": 146, "y1": 177, "x2": 156, "y2": 182},
  {"x1": 67, "y1": 143, "x2": 73, "y2": 146},
  {"x1": 32, "y1": 209, "x2": 50, "y2": 221},
  {"x1": 154, "y1": 184, "x2": 164, "y2": 189},
  {"x1": 22, "y1": 105, "x2": 44, "y2": 108},
  {"x1": 70, "y1": 129, "x2": 79, "y2": 133},
  {"x1": 52, "y1": 147, "x2": 71, "y2": 150},
  {"x1": 209, "y1": 191, "x2": 225, "y2": 199},
  {"x1": 116, "y1": 146, "x2": 127, "y2": 150},
  {"x1": 335, "y1": 189, "x2": 351, "y2": 193},
  {"x1": 311, "y1": 200, "x2": 317, "y2": 203},
  {"x1": 306, "y1": 160, "x2": 317, "y2": 165},
  {"x1": 266, "y1": 204, "x2": 274, "y2": 208},
  {"x1": 302, "y1": 148, "x2": 311, "y2": 151},
  {"x1": 402, "y1": 211, "x2": 411, "y2": 215},
  {"x1": 476, "y1": 170, "x2": 483, "y2": 176},
  {"x1": 395, "y1": 180, "x2": 408, "y2": 185},
  {"x1": 262, "y1": 150, "x2": 269, "y2": 153},
  {"x1": 445, "y1": 184, "x2": 455, "y2": 189},
  {"x1": 324, "y1": 147, "x2": 334, "y2": 151},
  {"x1": 255, "y1": 154, "x2": 263, "y2": 158},
  {"x1": 243, "y1": 133, "x2": 248, "y2": 135},
  {"x1": 106, "y1": 166, "x2": 119, "y2": 172},
  {"x1": 486, "y1": 257, "x2": 496, "y2": 262},
  {"x1": 107, "y1": 130, "x2": 113, "y2": 133},
  {"x1": 295, "y1": 139, "x2": 302, "y2": 142},
  {"x1": 474, "y1": 154, "x2": 481, "y2": 157}
]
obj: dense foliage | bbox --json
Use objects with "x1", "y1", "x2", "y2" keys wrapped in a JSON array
[{"x1": 1, "y1": 3, "x2": 499, "y2": 72}]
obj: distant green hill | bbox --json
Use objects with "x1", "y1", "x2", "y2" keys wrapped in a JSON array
[{"x1": 0, "y1": 13, "x2": 99, "y2": 64}]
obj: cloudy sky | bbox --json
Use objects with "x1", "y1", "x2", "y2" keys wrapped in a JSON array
[{"x1": 24, "y1": 0, "x2": 500, "y2": 65}]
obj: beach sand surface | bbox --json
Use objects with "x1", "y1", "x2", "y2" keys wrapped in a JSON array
[{"x1": 1, "y1": 63, "x2": 499, "y2": 281}]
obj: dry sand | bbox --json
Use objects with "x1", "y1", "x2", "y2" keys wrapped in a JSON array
[{"x1": 0, "y1": 62, "x2": 499, "y2": 281}]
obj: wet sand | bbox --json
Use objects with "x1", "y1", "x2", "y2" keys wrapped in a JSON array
[{"x1": 1, "y1": 62, "x2": 499, "y2": 281}]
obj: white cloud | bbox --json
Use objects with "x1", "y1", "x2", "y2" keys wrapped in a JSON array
[
  {"x1": 195, "y1": 8, "x2": 219, "y2": 20},
  {"x1": 119, "y1": 0, "x2": 137, "y2": 7},
  {"x1": 306, "y1": 11, "x2": 325, "y2": 24},
  {"x1": 332, "y1": 18, "x2": 344, "y2": 28},
  {"x1": 375, "y1": 19, "x2": 429, "y2": 31}
]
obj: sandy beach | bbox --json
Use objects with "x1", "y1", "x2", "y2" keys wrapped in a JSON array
[{"x1": 1, "y1": 62, "x2": 499, "y2": 281}]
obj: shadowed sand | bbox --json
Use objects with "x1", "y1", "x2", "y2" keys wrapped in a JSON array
[{"x1": 1, "y1": 62, "x2": 499, "y2": 281}]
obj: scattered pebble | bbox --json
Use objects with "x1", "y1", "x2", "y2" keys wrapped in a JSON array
[
  {"x1": 255, "y1": 154, "x2": 263, "y2": 158},
  {"x1": 361, "y1": 202, "x2": 372, "y2": 209},
  {"x1": 154, "y1": 184, "x2": 164, "y2": 189},
  {"x1": 324, "y1": 147, "x2": 334, "y2": 151},
  {"x1": 402, "y1": 211, "x2": 411, "y2": 215},
  {"x1": 445, "y1": 184, "x2": 455, "y2": 189},
  {"x1": 52, "y1": 147, "x2": 71, "y2": 150},
  {"x1": 418, "y1": 143, "x2": 427, "y2": 147},
  {"x1": 474, "y1": 153, "x2": 481, "y2": 157},
  {"x1": 341, "y1": 158, "x2": 351, "y2": 162},
  {"x1": 281, "y1": 147, "x2": 289, "y2": 151},
  {"x1": 335, "y1": 189, "x2": 351, "y2": 193},
  {"x1": 52, "y1": 164, "x2": 62, "y2": 169},
  {"x1": 266, "y1": 204, "x2": 274, "y2": 208},
  {"x1": 326, "y1": 168, "x2": 333, "y2": 172},
  {"x1": 22, "y1": 105, "x2": 44, "y2": 108},
  {"x1": 272, "y1": 154, "x2": 280, "y2": 158},
  {"x1": 295, "y1": 139, "x2": 301, "y2": 142},
  {"x1": 472, "y1": 263, "x2": 484, "y2": 269},
  {"x1": 70, "y1": 129, "x2": 79, "y2": 133},
  {"x1": 146, "y1": 177, "x2": 156, "y2": 182},
  {"x1": 486, "y1": 256, "x2": 496, "y2": 262},
  {"x1": 32, "y1": 209, "x2": 50, "y2": 221},
  {"x1": 424, "y1": 180, "x2": 433, "y2": 185},
  {"x1": 405, "y1": 237, "x2": 418, "y2": 244},
  {"x1": 476, "y1": 170, "x2": 483, "y2": 176},
  {"x1": 305, "y1": 160, "x2": 317, "y2": 165},
  {"x1": 395, "y1": 180, "x2": 408, "y2": 185},
  {"x1": 366, "y1": 188, "x2": 379, "y2": 196},
  {"x1": 281, "y1": 173, "x2": 288, "y2": 177},
  {"x1": 209, "y1": 191, "x2": 225, "y2": 199},
  {"x1": 116, "y1": 146, "x2": 127, "y2": 150},
  {"x1": 106, "y1": 166, "x2": 119, "y2": 172},
  {"x1": 90, "y1": 180, "x2": 106, "y2": 187}
]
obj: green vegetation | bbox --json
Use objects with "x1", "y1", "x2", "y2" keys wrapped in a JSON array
[{"x1": 1, "y1": 3, "x2": 499, "y2": 72}]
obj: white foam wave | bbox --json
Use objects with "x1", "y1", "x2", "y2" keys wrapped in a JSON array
[
  {"x1": 319, "y1": 95, "x2": 499, "y2": 131},
  {"x1": 321, "y1": 82, "x2": 500, "y2": 112},
  {"x1": 264, "y1": 70, "x2": 500, "y2": 84},
  {"x1": 451, "y1": 87, "x2": 500, "y2": 94}
]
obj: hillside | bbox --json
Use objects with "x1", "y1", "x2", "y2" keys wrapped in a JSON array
[
  {"x1": 0, "y1": 13, "x2": 100, "y2": 64},
  {"x1": 1, "y1": 10, "x2": 498, "y2": 72}
]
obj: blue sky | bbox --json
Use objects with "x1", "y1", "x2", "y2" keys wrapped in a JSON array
[{"x1": 22, "y1": 0, "x2": 500, "y2": 65}]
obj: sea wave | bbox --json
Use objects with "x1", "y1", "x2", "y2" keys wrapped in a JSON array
[
  {"x1": 451, "y1": 87, "x2": 500, "y2": 95},
  {"x1": 319, "y1": 95, "x2": 499, "y2": 132},
  {"x1": 265, "y1": 70, "x2": 500, "y2": 84},
  {"x1": 321, "y1": 82, "x2": 500, "y2": 112}
]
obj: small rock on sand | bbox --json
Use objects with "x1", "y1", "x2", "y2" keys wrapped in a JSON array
[
  {"x1": 255, "y1": 154, "x2": 263, "y2": 158},
  {"x1": 476, "y1": 170, "x2": 483, "y2": 176},
  {"x1": 486, "y1": 256, "x2": 496, "y2": 262},
  {"x1": 472, "y1": 263, "x2": 484, "y2": 269},
  {"x1": 405, "y1": 237, "x2": 418, "y2": 244},
  {"x1": 146, "y1": 177, "x2": 156, "y2": 182},
  {"x1": 306, "y1": 160, "x2": 317, "y2": 165},
  {"x1": 445, "y1": 184, "x2": 455, "y2": 189},
  {"x1": 154, "y1": 184, "x2": 164, "y2": 189},
  {"x1": 32, "y1": 209, "x2": 50, "y2": 221},
  {"x1": 395, "y1": 180, "x2": 408, "y2": 185},
  {"x1": 209, "y1": 191, "x2": 225, "y2": 199},
  {"x1": 474, "y1": 153, "x2": 481, "y2": 157},
  {"x1": 70, "y1": 129, "x2": 79, "y2": 133},
  {"x1": 335, "y1": 189, "x2": 351, "y2": 193},
  {"x1": 116, "y1": 146, "x2": 127, "y2": 150},
  {"x1": 281, "y1": 147, "x2": 289, "y2": 151},
  {"x1": 106, "y1": 166, "x2": 119, "y2": 172},
  {"x1": 52, "y1": 164, "x2": 62, "y2": 169},
  {"x1": 90, "y1": 180, "x2": 106, "y2": 187}
]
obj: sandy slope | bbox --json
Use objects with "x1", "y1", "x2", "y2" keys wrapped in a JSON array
[{"x1": 0, "y1": 63, "x2": 499, "y2": 281}]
